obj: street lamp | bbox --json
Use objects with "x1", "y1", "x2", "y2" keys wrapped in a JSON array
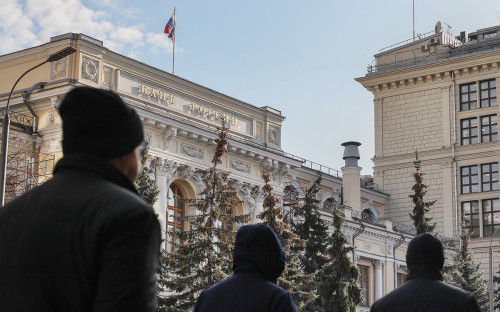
[
  {"x1": 490, "y1": 227, "x2": 499, "y2": 312},
  {"x1": 0, "y1": 47, "x2": 76, "y2": 206}
]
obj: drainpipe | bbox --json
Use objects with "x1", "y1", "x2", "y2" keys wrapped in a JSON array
[
  {"x1": 352, "y1": 218, "x2": 365, "y2": 261},
  {"x1": 451, "y1": 71, "x2": 461, "y2": 248},
  {"x1": 22, "y1": 92, "x2": 38, "y2": 150},
  {"x1": 393, "y1": 232, "x2": 406, "y2": 289}
]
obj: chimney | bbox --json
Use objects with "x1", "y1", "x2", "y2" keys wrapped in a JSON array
[{"x1": 341, "y1": 141, "x2": 362, "y2": 212}]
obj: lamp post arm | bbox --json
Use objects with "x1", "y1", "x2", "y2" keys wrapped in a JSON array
[
  {"x1": 0, "y1": 60, "x2": 48, "y2": 207},
  {"x1": 4, "y1": 60, "x2": 48, "y2": 113}
]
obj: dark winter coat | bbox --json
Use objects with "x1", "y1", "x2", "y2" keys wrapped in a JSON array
[
  {"x1": 370, "y1": 266, "x2": 481, "y2": 312},
  {"x1": 194, "y1": 224, "x2": 297, "y2": 312},
  {"x1": 0, "y1": 153, "x2": 161, "y2": 312}
]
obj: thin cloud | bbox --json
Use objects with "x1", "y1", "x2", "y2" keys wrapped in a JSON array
[{"x1": 0, "y1": 0, "x2": 174, "y2": 60}]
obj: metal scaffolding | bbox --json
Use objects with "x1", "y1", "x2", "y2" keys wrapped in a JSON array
[{"x1": 5, "y1": 148, "x2": 55, "y2": 203}]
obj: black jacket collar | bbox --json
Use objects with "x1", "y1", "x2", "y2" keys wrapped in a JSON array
[
  {"x1": 54, "y1": 153, "x2": 138, "y2": 194},
  {"x1": 407, "y1": 265, "x2": 443, "y2": 281}
]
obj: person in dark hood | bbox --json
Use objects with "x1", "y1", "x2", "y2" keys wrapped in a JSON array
[
  {"x1": 0, "y1": 86, "x2": 161, "y2": 312},
  {"x1": 370, "y1": 233, "x2": 480, "y2": 312},
  {"x1": 194, "y1": 224, "x2": 297, "y2": 312}
]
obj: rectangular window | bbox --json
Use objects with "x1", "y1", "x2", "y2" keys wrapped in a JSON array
[
  {"x1": 461, "y1": 165, "x2": 479, "y2": 194},
  {"x1": 481, "y1": 115, "x2": 498, "y2": 143},
  {"x1": 483, "y1": 199, "x2": 500, "y2": 237},
  {"x1": 480, "y1": 79, "x2": 497, "y2": 108},
  {"x1": 461, "y1": 118, "x2": 478, "y2": 145},
  {"x1": 462, "y1": 201, "x2": 480, "y2": 238},
  {"x1": 482, "y1": 163, "x2": 499, "y2": 192},
  {"x1": 460, "y1": 83, "x2": 477, "y2": 111},
  {"x1": 397, "y1": 272, "x2": 405, "y2": 287},
  {"x1": 358, "y1": 264, "x2": 370, "y2": 306}
]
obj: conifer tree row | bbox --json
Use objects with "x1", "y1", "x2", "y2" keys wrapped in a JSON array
[
  {"x1": 159, "y1": 124, "x2": 247, "y2": 312},
  {"x1": 317, "y1": 207, "x2": 362, "y2": 312},
  {"x1": 445, "y1": 224, "x2": 489, "y2": 311},
  {"x1": 292, "y1": 176, "x2": 329, "y2": 312},
  {"x1": 258, "y1": 168, "x2": 316, "y2": 311}
]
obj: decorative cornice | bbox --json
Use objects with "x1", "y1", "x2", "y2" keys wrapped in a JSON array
[{"x1": 358, "y1": 55, "x2": 500, "y2": 94}]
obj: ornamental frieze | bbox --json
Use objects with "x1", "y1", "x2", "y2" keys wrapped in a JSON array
[
  {"x1": 180, "y1": 143, "x2": 204, "y2": 160},
  {"x1": 229, "y1": 159, "x2": 251, "y2": 174}
]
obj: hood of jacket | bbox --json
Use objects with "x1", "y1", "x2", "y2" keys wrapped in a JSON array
[{"x1": 232, "y1": 224, "x2": 286, "y2": 284}]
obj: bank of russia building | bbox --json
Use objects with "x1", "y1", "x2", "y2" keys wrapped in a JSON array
[
  {"x1": 1, "y1": 33, "x2": 416, "y2": 310},
  {"x1": 357, "y1": 24, "x2": 500, "y2": 281}
]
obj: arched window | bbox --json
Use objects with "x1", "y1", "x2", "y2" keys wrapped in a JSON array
[
  {"x1": 323, "y1": 198, "x2": 337, "y2": 211},
  {"x1": 167, "y1": 184, "x2": 185, "y2": 252},
  {"x1": 361, "y1": 209, "x2": 374, "y2": 221}
]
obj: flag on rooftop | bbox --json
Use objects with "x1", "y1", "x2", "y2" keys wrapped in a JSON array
[{"x1": 164, "y1": 11, "x2": 176, "y2": 41}]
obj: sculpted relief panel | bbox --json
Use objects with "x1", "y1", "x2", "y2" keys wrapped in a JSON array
[
  {"x1": 229, "y1": 159, "x2": 251, "y2": 174},
  {"x1": 180, "y1": 143, "x2": 204, "y2": 160},
  {"x1": 81, "y1": 56, "x2": 99, "y2": 83}
]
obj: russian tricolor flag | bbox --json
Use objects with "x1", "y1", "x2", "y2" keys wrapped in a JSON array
[{"x1": 164, "y1": 12, "x2": 176, "y2": 41}]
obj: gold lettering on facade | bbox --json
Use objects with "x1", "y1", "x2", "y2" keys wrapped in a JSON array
[
  {"x1": 138, "y1": 84, "x2": 147, "y2": 95},
  {"x1": 137, "y1": 84, "x2": 175, "y2": 105},
  {"x1": 158, "y1": 91, "x2": 167, "y2": 101},
  {"x1": 189, "y1": 103, "x2": 237, "y2": 126}
]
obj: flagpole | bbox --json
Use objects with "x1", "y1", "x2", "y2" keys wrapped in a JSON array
[{"x1": 172, "y1": 7, "x2": 176, "y2": 75}]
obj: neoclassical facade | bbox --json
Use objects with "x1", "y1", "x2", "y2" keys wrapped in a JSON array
[
  {"x1": 0, "y1": 33, "x2": 415, "y2": 310},
  {"x1": 357, "y1": 23, "x2": 500, "y2": 285}
]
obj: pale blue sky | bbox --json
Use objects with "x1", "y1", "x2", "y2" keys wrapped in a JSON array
[{"x1": 2, "y1": 0, "x2": 500, "y2": 174}]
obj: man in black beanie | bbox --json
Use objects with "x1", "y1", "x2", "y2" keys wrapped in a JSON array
[
  {"x1": 370, "y1": 233, "x2": 480, "y2": 312},
  {"x1": 0, "y1": 86, "x2": 161, "y2": 312}
]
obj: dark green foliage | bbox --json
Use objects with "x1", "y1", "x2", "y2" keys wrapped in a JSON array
[
  {"x1": 292, "y1": 177, "x2": 329, "y2": 311},
  {"x1": 134, "y1": 153, "x2": 159, "y2": 207},
  {"x1": 158, "y1": 125, "x2": 248, "y2": 311},
  {"x1": 494, "y1": 268, "x2": 500, "y2": 311},
  {"x1": 317, "y1": 208, "x2": 362, "y2": 312},
  {"x1": 409, "y1": 151, "x2": 436, "y2": 235},
  {"x1": 445, "y1": 225, "x2": 489, "y2": 311},
  {"x1": 258, "y1": 169, "x2": 316, "y2": 311}
]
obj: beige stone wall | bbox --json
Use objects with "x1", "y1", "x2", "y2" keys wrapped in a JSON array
[{"x1": 381, "y1": 88, "x2": 444, "y2": 157}]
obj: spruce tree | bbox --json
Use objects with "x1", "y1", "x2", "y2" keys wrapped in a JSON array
[
  {"x1": 409, "y1": 151, "x2": 436, "y2": 234},
  {"x1": 134, "y1": 153, "x2": 159, "y2": 207},
  {"x1": 159, "y1": 124, "x2": 248, "y2": 311},
  {"x1": 446, "y1": 224, "x2": 489, "y2": 311},
  {"x1": 292, "y1": 176, "x2": 329, "y2": 311},
  {"x1": 317, "y1": 207, "x2": 362, "y2": 312},
  {"x1": 494, "y1": 269, "x2": 500, "y2": 311},
  {"x1": 133, "y1": 153, "x2": 168, "y2": 312},
  {"x1": 258, "y1": 169, "x2": 316, "y2": 311}
]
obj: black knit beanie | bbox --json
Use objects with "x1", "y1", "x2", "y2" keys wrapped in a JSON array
[
  {"x1": 406, "y1": 233, "x2": 445, "y2": 271},
  {"x1": 59, "y1": 86, "x2": 144, "y2": 159}
]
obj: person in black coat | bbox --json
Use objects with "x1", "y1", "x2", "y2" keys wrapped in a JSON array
[
  {"x1": 370, "y1": 233, "x2": 481, "y2": 312},
  {"x1": 0, "y1": 87, "x2": 161, "y2": 312},
  {"x1": 194, "y1": 224, "x2": 297, "y2": 312}
]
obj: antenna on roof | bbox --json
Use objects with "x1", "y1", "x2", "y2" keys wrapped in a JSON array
[
  {"x1": 413, "y1": 0, "x2": 415, "y2": 41},
  {"x1": 435, "y1": 21, "x2": 442, "y2": 34}
]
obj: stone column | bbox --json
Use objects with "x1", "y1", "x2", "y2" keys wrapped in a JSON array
[
  {"x1": 154, "y1": 158, "x2": 179, "y2": 243},
  {"x1": 375, "y1": 260, "x2": 384, "y2": 300}
]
